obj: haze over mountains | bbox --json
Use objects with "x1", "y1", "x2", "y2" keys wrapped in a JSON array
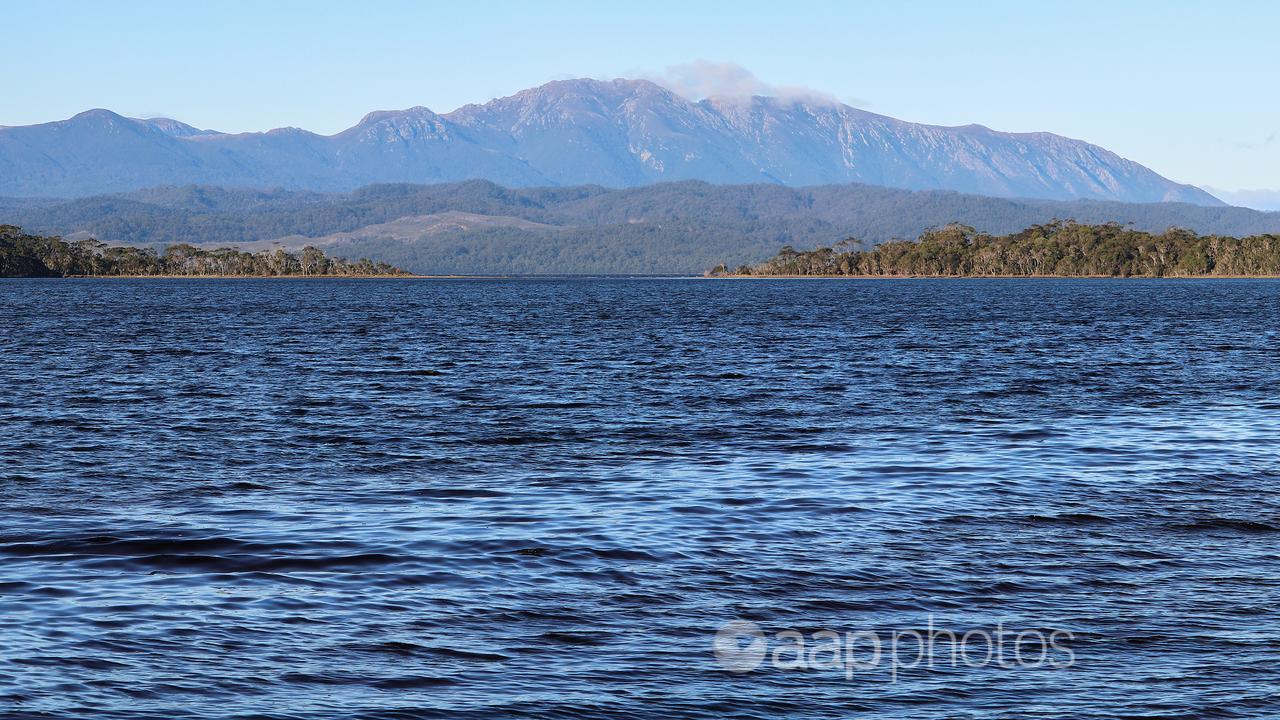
[
  {"x1": 1205, "y1": 188, "x2": 1280, "y2": 212},
  {"x1": 0, "y1": 78, "x2": 1220, "y2": 205}
]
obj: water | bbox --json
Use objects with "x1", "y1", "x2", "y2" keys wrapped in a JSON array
[{"x1": 2, "y1": 278, "x2": 1279, "y2": 719}]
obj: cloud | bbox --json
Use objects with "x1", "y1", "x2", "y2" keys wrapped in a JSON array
[
  {"x1": 120, "y1": 109, "x2": 184, "y2": 121},
  {"x1": 652, "y1": 60, "x2": 776, "y2": 99},
  {"x1": 643, "y1": 60, "x2": 857, "y2": 107}
]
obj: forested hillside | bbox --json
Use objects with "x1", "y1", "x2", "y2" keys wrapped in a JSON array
[
  {"x1": 725, "y1": 222, "x2": 1280, "y2": 278},
  {"x1": 0, "y1": 226, "x2": 405, "y2": 277},
  {"x1": 3, "y1": 181, "x2": 1278, "y2": 274}
]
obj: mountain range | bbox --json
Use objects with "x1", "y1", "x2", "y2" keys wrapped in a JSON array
[
  {"x1": 0, "y1": 78, "x2": 1221, "y2": 205},
  {"x1": 1205, "y1": 188, "x2": 1280, "y2": 212}
]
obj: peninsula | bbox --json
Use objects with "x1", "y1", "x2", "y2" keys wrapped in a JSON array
[
  {"x1": 712, "y1": 222, "x2": 1280, "y2": 278},
  {"x1": 0, "y1": 225, "x2": 409, "y2": 278}
]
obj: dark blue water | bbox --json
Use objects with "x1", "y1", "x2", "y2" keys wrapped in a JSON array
[{"x1": 2, "y1": 278, "x2": 1279, "y2": 719}]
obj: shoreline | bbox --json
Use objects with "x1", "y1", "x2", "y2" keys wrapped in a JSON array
[
  {"x1": 9, "y1": 273, "x2": 1280, "y2": 280},
  {"x1": 701, "y1": 273, "x2": 1280, "y2": 280},
  {"x1": 56, "y1": 274, "x2": 507, "y2": 280}
]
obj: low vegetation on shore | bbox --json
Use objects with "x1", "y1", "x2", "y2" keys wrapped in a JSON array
[
  {"x1": 713, "y1": 222, "x2": 1280, "y2": 278},
  {"x1": 0, "y1": 225, "x2": 408, "y2": 277}
]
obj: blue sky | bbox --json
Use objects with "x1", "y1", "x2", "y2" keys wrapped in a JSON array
[{"x1": 5, "y1": 0, "x2": 1277, "y2": 191}]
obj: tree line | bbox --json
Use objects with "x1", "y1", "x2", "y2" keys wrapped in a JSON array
[
  {"x1": 716, "y1": 222, "x2": 1280, "y2": 278},
  {"x1": 0, "y1": 225, "x2": 407, "y2": 277}
]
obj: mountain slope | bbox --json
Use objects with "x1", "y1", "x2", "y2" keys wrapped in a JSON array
[{"x1": 0, "y1": 79, "x2": 1220, "y2": 205}]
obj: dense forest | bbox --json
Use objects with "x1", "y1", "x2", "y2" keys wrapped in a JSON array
[
  {"x1": 0, "y1": 226, "x2": 407, "y2": 277},
  {"x1": 3, "y1": 180, "x2": 1279, "y2": 275},
  {"x1": 719, "y1": 222, "x2": 1280, "y2": 278}
]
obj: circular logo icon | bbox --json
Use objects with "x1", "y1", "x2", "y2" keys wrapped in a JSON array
[{"x1": 713, "y1": 620, "x2": 767, "y2": 673}]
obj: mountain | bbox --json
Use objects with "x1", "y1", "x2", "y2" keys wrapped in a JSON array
[
  {"x1": 0, "y1": 79, "x2": 1221, "y2": 205},
  {"x1": 1204, "y1": 188, "x2": 1280, "y2": 212},
  {"x1": 4, "y1": 180, "x2": 1274, "y2": 275}
]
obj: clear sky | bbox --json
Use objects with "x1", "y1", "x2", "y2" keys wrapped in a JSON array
[{"x1": 5, "y1": 0, "x2": 1277, "y2": 191}]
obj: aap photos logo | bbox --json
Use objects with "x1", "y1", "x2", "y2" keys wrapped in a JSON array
[
  {"x1": 713, "y1": 616, "x2": 1075, "y2": 682},
  {"x1": 713, "y1": 620, "x2": 769, "y2": 673}
]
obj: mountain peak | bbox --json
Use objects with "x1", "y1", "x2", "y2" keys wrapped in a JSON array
[
  {"x1": 143, "y1": 117, "x2": 219, "y2": 138},
  {"x1": 354, "y1": 106, "x2": 441, "y2": 127},
  {"x1": 68, "y1": 109, "x2": 129, "y2": 124},
  {"x1": 264, "y1": 126, "x2": 314, "y2": 136},
  {"x1": 532, "y1": 77, "x2": 664, "y2": 95},
  {"x1": 490, "y1": 77, "x2": 683, "y2": 110}
]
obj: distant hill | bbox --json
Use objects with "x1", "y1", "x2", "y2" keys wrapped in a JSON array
[
  {"x1": 1205, "y1": 188, "x2": 1280, "y2": 212},
  {"x1": 3, "y1": 180, "x2": 1275, "y2": 274},
  {"x1": 0, "y1": 78, "x2": 1220, "y2": 205}
]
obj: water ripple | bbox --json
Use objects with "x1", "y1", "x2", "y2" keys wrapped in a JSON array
[{"x1": 1, "y1": 278, "x2": 1279, "y2": 718}]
